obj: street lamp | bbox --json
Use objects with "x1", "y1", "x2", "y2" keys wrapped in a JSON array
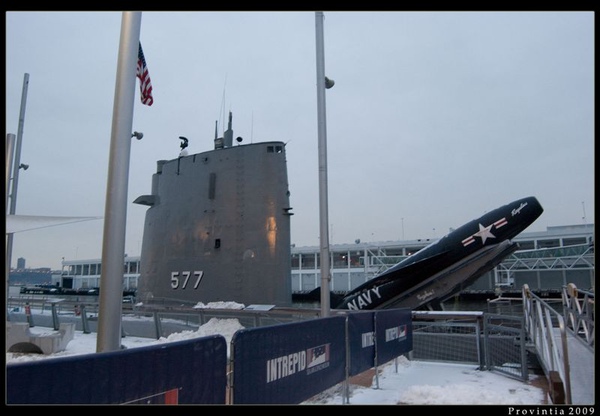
[
  {"x1": 6, "y1": 73, "x2": 29, "y2": 314},
  {"x1": 315, "y1": 11, "x2": 333, "y2": 317}
]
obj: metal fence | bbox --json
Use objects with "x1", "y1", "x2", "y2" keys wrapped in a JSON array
[
  {"x1": 8, "y1": 297, "x2": 533, "y2": 384},
  {"x1": 411, "y1": 311, "x2": 529, "y2": 381},
  {"x1": 562, "y1": 283, "x2": 595, "y2": 349},
  {"x1": 9, "y1": 300, "x2": 529, "y2": 372},
  {"x1": 411, "y1": 321, "x2": 483, "y2": 366},
  {"x1": 484, "y1": 314, "x2": 528, "y2": 381}
]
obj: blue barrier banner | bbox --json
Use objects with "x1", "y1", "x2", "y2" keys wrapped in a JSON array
[
  {"x1": 346, "y1": 311, "x2": 376, "y2": 376},
  {"x1": 7, "y1": 335, "x2": 227, "y2": 405},
  {"x1": 231, "y1": 316, "x2": 346, "y2": 404},
  {"x1": 374, "y1": 308, "x2": 413, "y2": 365}
]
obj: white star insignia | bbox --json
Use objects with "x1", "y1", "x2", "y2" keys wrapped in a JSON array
[{"x1": 473, "y1": 223, "x2": 496, "y2": 244}]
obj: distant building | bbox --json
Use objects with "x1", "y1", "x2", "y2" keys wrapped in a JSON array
[
  {"x1": 17, "y1": 257, "x2": 26, "y2": 270},
  {"x1": 9, "y1": 267, "x2": 55, "y2": 286},
  {"x1": 49, "y1": 224, "x2": 594, "y2": 298},
  {"x1": 291, "y1": 224, "x2": 594, "y2": 296}
]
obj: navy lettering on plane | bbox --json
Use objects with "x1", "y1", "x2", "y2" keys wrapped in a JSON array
[{"x1": 346, "y1": 286, "x2": 382, "y2": 310}]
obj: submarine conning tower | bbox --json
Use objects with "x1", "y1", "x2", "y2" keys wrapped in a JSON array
[{"x1": 134, "y1": 112, "x2": 293, "y2": 307}]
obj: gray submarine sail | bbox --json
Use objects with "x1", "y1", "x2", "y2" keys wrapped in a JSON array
[{"x1": 134, "y1": 112, "x2": 293, "y2": 306}]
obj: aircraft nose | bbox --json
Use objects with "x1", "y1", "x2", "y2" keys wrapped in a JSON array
[{"x1": 525, "y1": 196, "x2": 544, "y2": 218}]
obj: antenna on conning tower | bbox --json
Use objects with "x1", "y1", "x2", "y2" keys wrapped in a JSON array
[
  {"x1": 219, "y1": 75, "x2": 227, "y2": 137},
  {"x1": 223, "y1": 111, "x2": 233, "y2": 147},
  {"x1": 214, "y1": 108, "x2": 235, "y2": 150}
]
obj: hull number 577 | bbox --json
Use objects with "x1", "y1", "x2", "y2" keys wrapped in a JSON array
[{"x1": 171, "y1": 271, "x2": 204, "y2": 290}]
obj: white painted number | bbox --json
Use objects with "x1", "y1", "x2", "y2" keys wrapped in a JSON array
[
  {"x1": 193, "y1": 271, "x2": 204, "y2": 289},
  {"x1": 171, "y1": 271, "x2": 179, "y2": 289},
  {"x1": 181, "y1": 271, "x2": 191, "y2": 289},
  {"x1": 171, "y1": 271, "x2": 204, "y2": 290}
]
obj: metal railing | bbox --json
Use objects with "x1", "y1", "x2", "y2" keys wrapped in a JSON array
[
  {"x1": 522, "y1": 284, "x2": 571, "y2": 404},
  {"x1": 562, "y1": 283, "x2": 595, "y2": 349}
]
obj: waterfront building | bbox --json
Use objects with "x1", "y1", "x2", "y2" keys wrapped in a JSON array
[{"x1": 46, "y1": 224, "x2": 593, "y2": 299}]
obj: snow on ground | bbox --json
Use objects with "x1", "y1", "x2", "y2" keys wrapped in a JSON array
[
  {"x1": 192, "y1": 301, "x2": 245, "y2": 309},
  {"x1": 303, "y1": 356, "x2": 547, "y2": 405}
]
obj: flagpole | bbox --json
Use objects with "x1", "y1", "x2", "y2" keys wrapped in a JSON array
[
  {"x1": 5, "y1": 135, "x2": 16, "y2": 222},
  {"x1": 96, "y1": 12, "x2": 141, "y2": 353},
  {"x1": 6, "y1": 133, "x2": 16, "y2": 313},
  {"x1": 315, "y1": 12, "x2": 332, "y2": 317},
  {"x1": 6, "y1": 73, "x2": 29, "y2": 315}
]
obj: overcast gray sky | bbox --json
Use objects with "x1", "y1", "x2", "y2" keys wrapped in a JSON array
[{"x1": 6, "y1": 11, "x2": 595, "y2": 270}]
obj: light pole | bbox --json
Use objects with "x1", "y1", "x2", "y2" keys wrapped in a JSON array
[
  {"x1": 6, "y1": 73, "x2": 30, "y2": 303},
  {"x1": 402, "y1": 217, "x2": 405, "y2": 240},
  {"x1": 96, "y1": 11, "x2": 141, "y2": 353},
  {"x1": 315, "y1": 11, "x2": 335, "y2": 317},
  {"x1": 6, "y1": 134, "x2": 15, "y2": 220},
  {"x1": 6, "y1": 133, "x2": 16, "y2": 310}
]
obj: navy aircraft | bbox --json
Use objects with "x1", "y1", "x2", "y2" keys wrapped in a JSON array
[{"x1": 325, "y1": 196, "x2": 544, "y2": 311}]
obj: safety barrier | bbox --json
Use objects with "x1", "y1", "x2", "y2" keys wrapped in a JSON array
[
  {"x1": 522, "y1": 284, "x2": 570, "y2": 404},
  {"x1": 7, "y1": 335, "x2": 227, "y2": 404},
  {"x1": 562, "y1": 283, "x2": 595, "y2": 349},
  {"x1": 484, "y1": 313, "x2": 528, "y2": 381},
  {"x1": 17, "y1": 299, "x2": 579, "y2": 404},
  {"x1": 230, "y1": 309, "x2": 412, "y2": 404},
  {"x1": 6, "y1": 309, "x2": 412, "y2": 405}
]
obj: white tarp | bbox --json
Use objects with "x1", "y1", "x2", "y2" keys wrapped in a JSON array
[{"x1": 6, "y1": 214, "x2": 102, "y2": 233}]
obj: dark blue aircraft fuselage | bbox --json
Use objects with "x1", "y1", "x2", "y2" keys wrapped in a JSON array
[{"x1": 334, "y1": 196, "x2": 544, "y2": 310}]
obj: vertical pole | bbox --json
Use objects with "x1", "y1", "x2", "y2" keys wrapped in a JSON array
[
  {"x1": 51, "y1": 303, "x2": 60, "y2": 330},
  {"x1": 5, "y1": 135, "x2": 16, "y2": 213},
  {"x1": 96, "y1": 12, "x2": 141, "y2": 353},
  {"x1": 6, "y1": 73, "x2": 29, "y2": 316},
  {"x1": 315, "y1": 12, "x2": 331, "y2": 317},
  {"x1": 402, "y1": 217, "x2": 405, "y2": 240},
  {"x1": 6, "y1": 133, "x2": 16, "y2": 312},
  {"x1": 6, "y1": 73, "x2": 29, "y2": 272}
]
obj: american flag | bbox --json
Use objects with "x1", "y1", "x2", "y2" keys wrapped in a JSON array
[{"x1": 137, "y1": 42, "x2": 154, "y2": 106}]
